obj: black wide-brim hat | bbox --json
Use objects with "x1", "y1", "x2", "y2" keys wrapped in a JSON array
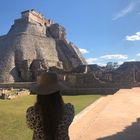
[{"x1": 30, "y1": 72, "x2": 68, "y2": 95}]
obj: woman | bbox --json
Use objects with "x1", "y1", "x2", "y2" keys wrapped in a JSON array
[{"x1": 26, "y1": 72, "x2": 75, "y2": 140}]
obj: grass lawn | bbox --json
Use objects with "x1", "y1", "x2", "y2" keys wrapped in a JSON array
[{"x1": 0, "y1": 95, "x2": 101, "y2": 140}]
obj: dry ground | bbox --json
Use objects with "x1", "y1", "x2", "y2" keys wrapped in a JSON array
[{"x1": 70, "y1": 88, "x2": 140, "y2": 140}]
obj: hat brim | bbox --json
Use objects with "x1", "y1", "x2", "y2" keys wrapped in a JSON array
[{"x1": 30, "y1": 82, "x2": 68, "y2": 95}]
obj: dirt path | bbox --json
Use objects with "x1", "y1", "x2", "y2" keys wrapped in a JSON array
[{"x1": 69, "y1": 88, "x2": 140, "y2": 140}]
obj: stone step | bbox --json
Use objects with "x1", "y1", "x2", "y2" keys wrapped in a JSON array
[{"x1": 70, "y1": 95, "x2": 113, "y2": 140}]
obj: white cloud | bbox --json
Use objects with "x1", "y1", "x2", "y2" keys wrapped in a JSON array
[
  {"x1": 118, "y1": 59, "x2": 136, "y2": 65},
  {"x1": 118, "y1": 61, "x2": 124, "y2": 65},
  {"x1": 136, "y1": 53, "x2": 140, "y2": 56},
  {"x1": 97, "y1": 63, "x2": 107, "y2": 67},
  {"x1": 79, "y1": 48, "x2": 89, "y2": 54},
  {"x1": 126, "y1": 32, "x2": 140, "y2": 41},
  {"x1": 113, "y1": 0, "x2": 140, "y2": 20},
  {"x1": 86, "y1": 58, "x2": 98, "y2": 64},
  {"x1": 100, "y1": 54, "x2": 128, "y2": 60},
  {"x1": 127, "y1": 59, "x2": 136, "y2": 62}
]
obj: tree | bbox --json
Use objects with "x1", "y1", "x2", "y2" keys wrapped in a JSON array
[{"x1": 106, "y1": 62, "x2": 119, "y2": 70}]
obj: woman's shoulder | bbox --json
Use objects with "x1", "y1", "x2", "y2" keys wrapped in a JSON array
[
  {"x1": 64, "y1": 103, "x2": 75, "y2": 116},
  {"x1": 26, "y1": 106, "x2": 36, "y2": 119},
  {"x1": 27, "y1": 106, "x2": 35, "y2": 114},
  {"x1": 26, "y1": 106, "x2": 41, "y2": 130},
  {"x1": 65, "y1": 103, "x2": 74, "y2": 110}
]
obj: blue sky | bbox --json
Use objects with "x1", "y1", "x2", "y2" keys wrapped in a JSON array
[{"x1": 0, "y1": 0, "x2": 140, "y2": 66}]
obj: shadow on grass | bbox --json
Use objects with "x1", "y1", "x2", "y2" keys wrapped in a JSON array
[{"x1": 62, "y1": 88, "x2": 119, "y2": 96}]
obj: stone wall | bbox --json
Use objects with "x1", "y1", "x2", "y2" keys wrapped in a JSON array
[
  {"x1": 65, "y1": 73, "x2": 101, "y2": 88},
  {"x1": 0, "y1": 83, "x2": 119, "y2": 95}
]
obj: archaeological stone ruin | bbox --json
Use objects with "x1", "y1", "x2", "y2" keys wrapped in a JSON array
[
  {"x1": 0, "y1": 9, "x2": 86, "y2": 83},
  {"x1": 0, "y1": 9, "x2": 140, "y2": 90}
]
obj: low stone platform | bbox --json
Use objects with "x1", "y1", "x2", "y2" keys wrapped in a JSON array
[
  {"x1": 70, "y1": 88, "x2": 140, "y2": 140},
  {"x1": 0, "y1": 83, "x2": 119, "y2": 95}
]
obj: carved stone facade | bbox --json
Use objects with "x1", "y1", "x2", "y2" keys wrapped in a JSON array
[{"x1": 21, "y1": 9, "x2": 54, "y2": 27}]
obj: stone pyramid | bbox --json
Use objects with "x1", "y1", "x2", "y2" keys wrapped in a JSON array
[{"x1": 0, "y1": 9, "x2": 87, "y2": 83}]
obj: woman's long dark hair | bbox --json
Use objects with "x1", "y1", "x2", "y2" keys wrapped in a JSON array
[{"x1": 35, "y1": 91, "x2": 64, "y2": 140}]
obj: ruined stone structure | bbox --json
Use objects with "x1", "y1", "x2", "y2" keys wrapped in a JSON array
[
  {"x1": 1, "y1": 9, "x2": 140, "y2": 90},
  {"x1": 92, "y1": 62, "x2": 140, "y2": 85},
  {"x1": 0, "y1": 9, "x2": 86, "y2": 83},
  {"x1": 68, "y1": 62, "x2": 140, "y2": 88},
  {"x1": 96, "y1": 62, "x2": 140, "y2": 87},
  {"x1": 112, "y1": 62, "x2": 140, "y2": 84}
]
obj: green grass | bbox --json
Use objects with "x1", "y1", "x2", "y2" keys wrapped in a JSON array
[{"x1": 0, "y1": 95, "x2": 101, "y2": 140}]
